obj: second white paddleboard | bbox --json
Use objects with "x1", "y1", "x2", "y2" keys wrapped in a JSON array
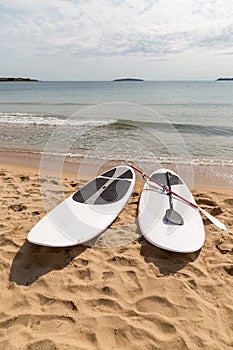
[{"x1": 138, "y1": 168, "x2": 205, "y2": 253}]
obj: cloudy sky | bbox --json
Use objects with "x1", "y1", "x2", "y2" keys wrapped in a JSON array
[{"x1": 1, "y1": 0, "x2": 233, "y2": 80}]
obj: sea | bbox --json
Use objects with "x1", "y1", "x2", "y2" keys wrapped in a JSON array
[{"x1": 0, "y1": 80, "x2": 232, "y2": 187}]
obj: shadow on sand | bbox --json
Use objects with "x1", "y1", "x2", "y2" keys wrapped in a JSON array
[
  {"x1": 139, "y1": 236, "x2": 201, "y2": 276},
  {"x1": 9, "y1": 241, "x2": 87, "y2": 286}
]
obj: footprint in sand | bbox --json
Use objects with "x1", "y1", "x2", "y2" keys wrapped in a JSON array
[
  {"x1": 76, "y1": 268, "x2": 91, "y2": 280},
  {"x1": 195, "y1": 194, "x2": 224, "y2": 222},
  {"x1": 86, "y1": 297, "x2": 122, "y2": 313},
  {"x1": 126, "y1": 270, "x2": 143, "y2": 291},
  {"x1": 38, "y1": 294, "x2": 78, "y2": 312},
  {"x1": 223, "y1": 265, "x2": 233, "y2": 276},
  {"x1": 8, "y1": 204, "x2": 27, "y2": 212},
  {"x1": 102, "y1": 271, "x2": 115, "y2": 280},
  {"x1": 74, "y1": 258, "x2": 89, "y2": 266},
  {"x1": 2, "y1": 176, "x2": 14, "y2": 183},
  {"x1": 224, "y1": 198, "x2": 233, "y2": 206},
  {"x1": 209, "y1": 206, "x2": 223, "y2": 216},
  {"x1": 196, "y1": 197, "x2": 218, "y2": 207},
  {"x1": 109, "y1": 255, "x2": 138, "y2": 267},
  {"x1": 27, "y1": 340, "x2": 57, "y2": 350},
  {"x1": 216, "y1": 242, "x2": 233, "y2": 254},
  {"x1": 0, "y1": 314, "x2": 75, "y2": 330},
  {"x1": 31, "y1": 211, "x2": 41, "y2": 216},
  {"x1": 19, "y1": 175, "x2": 30, "y2": 182}
]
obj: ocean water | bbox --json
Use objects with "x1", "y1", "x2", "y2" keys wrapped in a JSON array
[{"x1": 0, "y1": 80, "x2": 232, "y2": 186}]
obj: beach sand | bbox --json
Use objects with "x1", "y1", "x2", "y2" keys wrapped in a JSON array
[{"x1": 0, "y1": 161, "x2": 232, "y2": 349}]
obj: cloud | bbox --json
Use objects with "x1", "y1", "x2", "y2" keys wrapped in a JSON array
[{"x1": 1, "y1": 0, "x2": 233, "y2": 60}]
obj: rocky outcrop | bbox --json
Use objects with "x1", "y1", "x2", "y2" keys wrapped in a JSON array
[
  {"x1": 0, "y1": 77, "x2": 39, "y2": 82},
  {"x1": 216, "y1": 77, "x2": 233, "y2": 81},
  {"x1": 113, "y1": 78, "x2": 144, "y2": 82}
]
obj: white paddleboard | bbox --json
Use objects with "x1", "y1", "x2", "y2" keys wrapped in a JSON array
[
  {"x1": 27, "y1": 165, "x2": 135, "y2": 247},
  {"x1": 138, "y1": 168, "x2": 205, "y2": 253}
]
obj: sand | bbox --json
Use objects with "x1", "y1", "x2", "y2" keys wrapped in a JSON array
[{"x1": 0, "y1": 162, "x2": 233, "y2": 350}]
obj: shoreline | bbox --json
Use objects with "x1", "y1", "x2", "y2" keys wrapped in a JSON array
[
  {"x1": 0, "y1": 147, "x2": 232, "y2": 190},
  {"x1": 1, "y1": 157, "x2": 232, "y2": 207}
]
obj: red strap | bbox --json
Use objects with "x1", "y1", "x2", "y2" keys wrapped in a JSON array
[{"x1": 130, "y1": 164, "x2": 198, "y2": 210}]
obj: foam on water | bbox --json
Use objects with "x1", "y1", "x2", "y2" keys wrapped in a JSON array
[{"x1": 0, "y1": 112, "x2": 115, "y2": 127}]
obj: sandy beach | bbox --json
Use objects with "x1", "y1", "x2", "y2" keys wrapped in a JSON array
[{"x1": 0, "y1": 160, "x2": 232, "y2": 350}]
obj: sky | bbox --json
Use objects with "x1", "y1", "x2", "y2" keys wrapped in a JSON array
[{"x1": 0, "y1": 0, "x2": 233, "y2": 80}]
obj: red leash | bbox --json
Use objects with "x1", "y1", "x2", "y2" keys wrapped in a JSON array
[{"x1": 130, "y1": 164, "x2": 198, "y2": 210}]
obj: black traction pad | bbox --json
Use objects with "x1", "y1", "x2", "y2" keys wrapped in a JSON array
[
  {"x1": 101, "y1": 167, "x2": 133, "y2": 179},
  {"x1": 94, "y1": 180, "x2": 130, "y2": 204},
  {"x1": 72, "y1": 178, "x2": 131, "y2": 205},
  {"x1": 73, "y1": 178, "x2": 109, "y2": 203},
  {"x1": 118, "y1": 169, "x2": 133, "y2": 179},
  {"x1": 101, "y1": 168, "x2": 116, "y2": 178},
  {"x1": 151, "y1": 173, "x2": 183, "y2": 186}
]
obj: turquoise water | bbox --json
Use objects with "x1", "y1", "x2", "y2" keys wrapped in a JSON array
[{"x1": 0, "y1": 80, "x2": 232, "y2": 185}]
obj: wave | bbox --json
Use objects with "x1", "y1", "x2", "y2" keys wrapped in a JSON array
[
  {"x1": 66, "y1": 154, "x2": 233, "y2": 167},
  {"x1": 115, "y1": 119, "x2": 233, "y2": 137},
  {"x1": 0, "y1": 112, "x2": 115, "y2": 127},
  {"x1": 0, "y1": 112, "x2": 232, "y2": 137}
]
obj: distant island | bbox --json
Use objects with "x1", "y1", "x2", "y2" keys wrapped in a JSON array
[
  {"x1": 0, "y1": 77, "x2": 39, "y2": 82},
  {"x1": 216, "y1": 77, "x2": 233, "y2": 81},
  {"x1": 113, "y1": 78, "x2": 144, "y2": 82}
]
